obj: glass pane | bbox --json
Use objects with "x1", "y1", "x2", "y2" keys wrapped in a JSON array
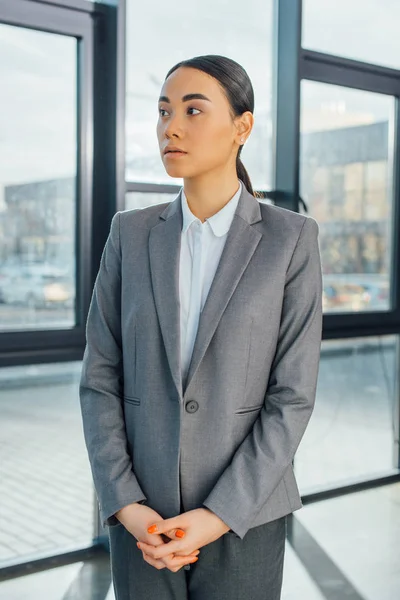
[
  {"x1": 295, "y1": 335, "x2": 398, "y2": 491},
  {"x1": 295, "y1": 485, "x2": 400, "y2": 600},
  {"x1": 0, "y1": 25, "x2": 77, "y2": 332},
  {"x1": 125, "y1": 0, "x2": 273, "y2": 189},
  {"x1": 125, "y1": 191, "x2": 179, "y2": 211},
  {"x1": 299, "y1": 81, "x2": 394, "y2": 313},
  {"x1": 302, "y1": 0, "x2": 400, "y2": 70},
  {"x1": 0, "y1": 362, "x2": 94, "y2": 566}
]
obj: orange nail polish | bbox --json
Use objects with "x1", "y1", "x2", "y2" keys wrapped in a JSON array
[
  {"x1": 147, "y1": 525, "x2": 158, "y2": 534},
  {"x1": 175, "y1": 529, "x2": 185, "y2": 538},
  {"x1": 190, "y1": 557, "x2": 198, "y2": 562}
]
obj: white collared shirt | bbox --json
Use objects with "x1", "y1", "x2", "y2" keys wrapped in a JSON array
[{"x1": 179, "y1": 180, "x2": 242, "y2": 384}]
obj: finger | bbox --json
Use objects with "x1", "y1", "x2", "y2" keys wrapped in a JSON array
[
  {"x1": 139, "y1": 533, "x2": 165, "y2": 546},
  {"x1": 173, "y1": 549, "x2": 200, "y2": 557},
  {"x1": 147, "y1": 518, "x2": 184, "y2": 535},
  {"x1": 137, "y1": 539, "x2": 199, "y2": 558},
  {"x1": 175, "y1": 528, "x2": 186, "y2": 539},
  {"x1": 138, "y1": 540, "x2": 183, "y2": 560},
  {"x1": 141, "y1": 551, "x2": 166, "y2": 570},
  {"x1": 163, "y1": 555, "x2": 199, "y2": 572},
  {"x1": 142, "y1": 550, "x2": 197, "y2": 572},
  {"x1": 148, "y1": 535, "x2": 166, "y2": 546},
  {"x1": 162, "y1": 528, "x2": 186, "y2": 540}
]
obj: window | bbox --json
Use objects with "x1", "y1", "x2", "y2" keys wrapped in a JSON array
[
  {"x1": 296, "y1": 336, "x2": 399, "y2": 491},
  {"x1": 125, "y1": 191, "x2": 178, "y2": 211},
  {"x1": 0, "y1": 25, "x2": 77, "y2": 331},
  {"x1": 302, "y1": 0, "x2": 400, "y2": 69},
  {"x1": 300, "y1": 81, "x2": 395, "y2": 313}
]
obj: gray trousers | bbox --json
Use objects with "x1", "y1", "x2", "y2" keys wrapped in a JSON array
[{"x1": 108, "y1": 515, "x2": 286, "y2": 600}]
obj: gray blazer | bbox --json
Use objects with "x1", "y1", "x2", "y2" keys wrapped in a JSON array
[{"x1": 79, "y1": 181, "x2": 323, "y2": 540}]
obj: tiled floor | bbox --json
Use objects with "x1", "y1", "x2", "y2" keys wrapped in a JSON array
[
  {"x1": 1, "y1": 483, "x2": 399, "y2": 600},
  {"x1": 0, "y1": 363, "x2": 94, "y2": 564},
  {"x1": 295, "y1": 484, "x2": 400, "y2": 600},
  {"x1": 0, "y1": 563, "x2": 84, "y2": 600}
]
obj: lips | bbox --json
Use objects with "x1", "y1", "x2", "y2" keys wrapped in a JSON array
[{"x1": 163, "y1": 147, "x2": 187, "y2": 155}]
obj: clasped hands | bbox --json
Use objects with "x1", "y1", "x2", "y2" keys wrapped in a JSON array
[{"x1": 137, "y1": 507, "x2": 230, "y2": 572}]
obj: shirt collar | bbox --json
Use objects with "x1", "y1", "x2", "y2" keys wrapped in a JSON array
[{"x1": 180, "y1": 180, "x2": 242, "y2": 237}]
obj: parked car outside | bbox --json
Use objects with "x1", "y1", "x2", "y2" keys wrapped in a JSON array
[
  {"x1": 0, "y1": 263, "x2": 74, "y2": 309},
  {"x1": 360, "y1": 282, "x2": 389, "y2": 310},
  {"x1": 322, "y1": 282, "x2": 370, "y2": 312}
]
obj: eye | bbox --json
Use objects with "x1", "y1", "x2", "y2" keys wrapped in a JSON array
[{"x1": 158, "y1": 106, "x2": 201, "y2": 117}]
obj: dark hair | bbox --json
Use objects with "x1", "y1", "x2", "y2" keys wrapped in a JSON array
[{"x1": 164, "y1": 54, "x2": 259, "y2": 198}]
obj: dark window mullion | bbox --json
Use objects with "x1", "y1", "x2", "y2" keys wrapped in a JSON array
[
  {"x1": 272, "y1": 0, "x2": 302, "y2": 211},
  {"x1": 301, "y1": 49, "x2": 400, "y2": 97}
]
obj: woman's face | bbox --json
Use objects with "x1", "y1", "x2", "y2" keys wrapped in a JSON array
[{"x1": 157, "y1": 66, "x2": 249, "y2": 179}]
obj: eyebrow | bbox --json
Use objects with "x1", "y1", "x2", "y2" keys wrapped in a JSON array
[{"x1": 158, "y1": 93, "x2": 212, "y2": 103}]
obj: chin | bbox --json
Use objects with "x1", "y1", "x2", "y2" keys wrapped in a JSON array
[{"x1": 164, "y1": 165, "x2": 191, "y2": 178}]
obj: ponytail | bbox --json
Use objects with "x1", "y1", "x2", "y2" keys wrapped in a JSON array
[{"x1": 236, "y1": 151, "x2": 261, "y2": 198}]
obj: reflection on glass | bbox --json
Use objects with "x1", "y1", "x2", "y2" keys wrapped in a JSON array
[
  {"x1": 0, "y1": 25, "x2": 77, "y2": 331},
  {"x1": 302, "y1": 0, "x2": 400, "y2": 70},
  {"x1": 300, "y1": 81, "x2": 394, "y2": 313},
  {"x1": 125, "y1": 191, "x2": 179, "y2": 211},
  {"x1": 295, "y1": 336, "x2": 398, "y2": 491},
  {"x1": 0, "y1": 362, "x2": 94, "y2": 567},
  {"x1": 125, "y1": 0, "x2": 273, "y2": 189}
]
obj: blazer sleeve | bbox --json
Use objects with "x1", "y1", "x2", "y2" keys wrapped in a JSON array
[
  {"x1": 202, "y1": 215, "x2": 323, "y2": 539},
  {"x1": 79, "y1": 211, "x2": 147, "y2": 529}
]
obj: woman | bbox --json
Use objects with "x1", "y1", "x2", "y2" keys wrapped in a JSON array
[{"x1": 79, "y1": 55, "x2": 323, "y2": 600}]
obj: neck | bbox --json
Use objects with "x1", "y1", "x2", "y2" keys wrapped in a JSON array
[{"x1": 183, "y1": 171, "x2": 240, "y2": 223}]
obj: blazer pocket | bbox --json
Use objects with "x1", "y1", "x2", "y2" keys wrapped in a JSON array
[
  {"x1": 234, "y1": 404, "x2": 263, "y2": 415},
  {"x1": 123, "y1": 395, "x2": 141, "y2": 406}
]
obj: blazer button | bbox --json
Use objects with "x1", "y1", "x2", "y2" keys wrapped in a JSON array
[{"x1": 185, "y1": 400, "x2": 199, "y2": 413}]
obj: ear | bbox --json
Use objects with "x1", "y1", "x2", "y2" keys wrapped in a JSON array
[{"x1": 234, "y1": 110, "x2": 254, "y2": 145}]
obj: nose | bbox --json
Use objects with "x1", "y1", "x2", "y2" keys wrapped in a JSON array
[{"x1": 163, "y1": 112, "x2": 183, "y2": 139}]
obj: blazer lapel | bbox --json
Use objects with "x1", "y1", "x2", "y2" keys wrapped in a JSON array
[
  {"x1": 184, "y1": 187, "x2": 263, "y2": 395},
  {"x1": 149, "y1": 193, "x2": 184, "y2": 400},
  {"x1": 149, "y1": 181, "x2": 263, "y2": 402}
]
